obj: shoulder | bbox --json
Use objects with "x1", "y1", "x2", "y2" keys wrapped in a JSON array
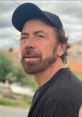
[
  {"x1": 61, "y1": 69, "x2": 82, "y2": 105},
  {"x1": 44, "y1": 68, "x2": 82, "y2": 105},
  {"x1": 37, "y1": 97, "x2": 80, "y2": 117}
]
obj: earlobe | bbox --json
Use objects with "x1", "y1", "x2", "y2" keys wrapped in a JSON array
[{"x1": 57, "y1": 44, "x2": 66, "y2": 57}]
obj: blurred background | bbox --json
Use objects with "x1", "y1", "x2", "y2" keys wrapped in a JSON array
[{"x1": 0, "y1": 0, "x2": 82, "y2": 117}]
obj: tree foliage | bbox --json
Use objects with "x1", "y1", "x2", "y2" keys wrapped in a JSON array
[
  {"x1": 0, "y1": 51, "x2": 38, "y2": 90},
  {"x1": 0, "y1": 52, "x2": 13, "y2": 81}
]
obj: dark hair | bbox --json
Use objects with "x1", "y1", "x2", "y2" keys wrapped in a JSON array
[
  {"x1": 37, "y1": 18, "x2": 70, "y2": 63},
  {"x1": 38, "y1": 18, "x2": 70, "y2": 64},
  {"x1": 55, "y1": 29, "x2": 70, "y2": 63}
]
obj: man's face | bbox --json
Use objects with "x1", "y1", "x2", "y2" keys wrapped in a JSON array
[{"x1": 20, "y1": 19, "x2": 60, "y2": 74}]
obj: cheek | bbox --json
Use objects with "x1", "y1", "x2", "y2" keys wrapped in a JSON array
[{"x1": 39, "y1": 43, "x2": 55, "y2": 58}]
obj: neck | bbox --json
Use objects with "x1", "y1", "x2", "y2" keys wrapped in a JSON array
[{"x1": 34, "y1": 58, "x2": 66, "y2": 86}]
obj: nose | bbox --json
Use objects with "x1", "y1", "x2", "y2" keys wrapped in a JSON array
[{"x1": 24, "y1": 35, "x2": 35, "y2": 49}]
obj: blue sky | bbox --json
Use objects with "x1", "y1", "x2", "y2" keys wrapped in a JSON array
[{"x1": 0, "y1": 0, "x2": 82, "y2": 48}]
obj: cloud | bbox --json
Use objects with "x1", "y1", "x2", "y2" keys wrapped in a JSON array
[
  {"x1": 0, "y1": 0, "x2": 82, "y2": 48},
  {"x1": 0, "y1": 38, "x2": 19, "y2": 48}
]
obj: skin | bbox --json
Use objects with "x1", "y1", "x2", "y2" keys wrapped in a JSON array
[
  {"x1": 20, "y1": 19, "x2": 66, "y2": 85},
  {"x1": 20, "y1": 19, "x2": 82, "y2": 116},
  {"x1": 79, "y1": 106, "x2": 82, "y2": 117}
]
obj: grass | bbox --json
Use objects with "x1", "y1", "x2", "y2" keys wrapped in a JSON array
[
  {"x1": 0, "y1": 96, "x2": 31, "y2": 108},
  {"x1": 75, "y1": 73, "x2": 82, "y2": 81}
]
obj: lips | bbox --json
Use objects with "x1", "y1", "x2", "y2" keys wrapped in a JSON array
[
  {"x1": 24, "y1": 55, "x2": 39, "y2": 58},
  {"x1": 24, "y1": 55, "x2": 40, "y2": 62},
  {"x1": 27, "y1": 55, "x2": 38, "y2": 57}
]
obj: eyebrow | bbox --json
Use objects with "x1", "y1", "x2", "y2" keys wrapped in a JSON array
[
  {"x1": 34, "y1": 31, "x2": 47, "y2": 35},
  {"x1": 21, "y1": 30, "x2": 47, "y2": 36},
  {"x1": 21, "y1": 32, "x2": 28, "y2": 36}
]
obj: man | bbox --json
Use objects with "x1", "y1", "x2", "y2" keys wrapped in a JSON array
[{"x1": 12, "y1": 3, "x2": 82, "y2": 117}]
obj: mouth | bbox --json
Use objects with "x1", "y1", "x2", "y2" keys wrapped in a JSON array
[{"x1": 24, "y1": 55, "x2": 40, "y2": 62}]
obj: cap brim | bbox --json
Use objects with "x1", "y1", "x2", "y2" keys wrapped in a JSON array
[{"x1": 12, "y1": 3, "x2": 50, "y2": 32}]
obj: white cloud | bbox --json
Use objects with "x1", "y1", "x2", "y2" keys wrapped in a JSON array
[
  {"x1": 0, "y1": 0, "x2": 82, "y2": 48},
  {"x1": 0, "y1": 39, "x2": 19, "y2": 48}
]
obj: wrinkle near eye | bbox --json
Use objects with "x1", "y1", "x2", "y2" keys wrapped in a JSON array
[{"x1": 20, "y1": 36, "x2": 26, "y2": 40}]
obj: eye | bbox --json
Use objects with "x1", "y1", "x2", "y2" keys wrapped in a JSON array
[
  {"x1": 20, "y1": 36, "x2": 26, "y2": 40},
  {"x1": 37, "y1": 34, "x2": 45, "y2": 38}
]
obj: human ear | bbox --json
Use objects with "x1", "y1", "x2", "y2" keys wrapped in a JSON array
[{"x1": 57, "y1": 44, "x2": 66, "y2": 57}]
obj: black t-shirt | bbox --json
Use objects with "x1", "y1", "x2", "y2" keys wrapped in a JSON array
[{"x1": 28, "y1": 68, "x2": 82, "y2": 117}]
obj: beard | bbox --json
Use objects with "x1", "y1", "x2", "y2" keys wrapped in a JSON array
[{"x1": 21, "y1": 47, "x2": 57, "y2": 75}]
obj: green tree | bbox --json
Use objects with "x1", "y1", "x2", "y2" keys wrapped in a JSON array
[
  {"x1": 13, "y1": 65, "x2": 27, "y2": 84},
  {"x1": 13, "y1": 64, "x2": 38, "y2": 90},
  {"x1": 0, "y1": 51, "x2": 38, "y2": 89},
  {"x1": 0, "y1": 52, "x2": 13, "y2": 82}
]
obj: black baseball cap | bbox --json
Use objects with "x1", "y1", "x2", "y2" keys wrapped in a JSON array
[{"x1": 12, "y1": 3, "x2": 64, "y2": 32}]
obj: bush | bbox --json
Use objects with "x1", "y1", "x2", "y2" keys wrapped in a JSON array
[
  {"x1": 0, "y1": 51, "x2": 38, "y2": 90},
  {"x1": 0, "y1": 52, "x2": 14, "y2": 82}
]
